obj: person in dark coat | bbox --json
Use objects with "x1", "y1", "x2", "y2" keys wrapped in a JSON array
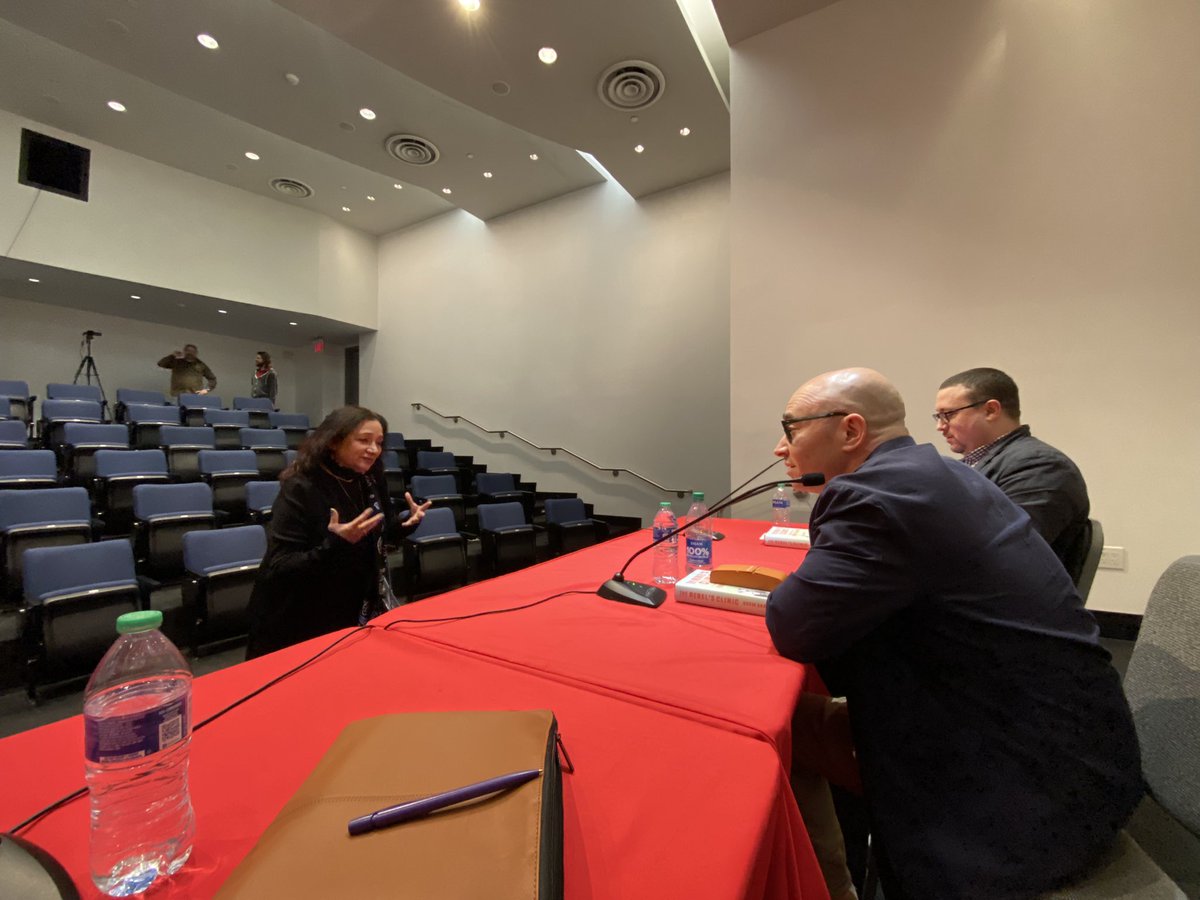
[
  {"x1": 767, "y1": 367, "x2": 1141, "y2": 900},
  {"x1": 250, "y1": 351, "x2": 278, "y2": 407},
  {"x1": 246, "y1": 405, "x2": 429, "y2": 659},
  {"x1": 934, "y1": 367, "x2": 1090, "y2": 580}
]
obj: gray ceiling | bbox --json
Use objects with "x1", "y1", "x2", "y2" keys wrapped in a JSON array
[{"x1": 0, "y1": 0, "x2": 820, "y2": 345}]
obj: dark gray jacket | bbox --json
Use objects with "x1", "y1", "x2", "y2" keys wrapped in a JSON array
[{"x1": 973, "y1": 425, "x2": 1090, "y2": 580}]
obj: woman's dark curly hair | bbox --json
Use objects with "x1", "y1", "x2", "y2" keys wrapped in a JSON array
[{"x1": 283, "y1": 405, "x2": 388, "y2": 482}]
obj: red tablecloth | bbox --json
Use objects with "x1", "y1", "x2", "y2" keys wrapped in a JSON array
[{"x1": 0, "y1": 519, "x2": 827, "y2": 899}]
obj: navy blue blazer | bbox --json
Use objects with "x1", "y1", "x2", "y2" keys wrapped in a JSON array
[{"x1": 767, "y1": 437, "x2": 1141, "y2": 899}]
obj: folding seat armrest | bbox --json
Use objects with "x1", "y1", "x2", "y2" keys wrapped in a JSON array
[{"x1": 407, "y1": 533, "x2": 464, "y2": 549}]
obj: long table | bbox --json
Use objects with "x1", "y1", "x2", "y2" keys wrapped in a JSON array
[{"x1": 0, "y1": 519, "x2": 828, "y2": 899}]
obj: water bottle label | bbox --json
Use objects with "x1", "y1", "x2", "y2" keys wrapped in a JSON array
[
  {"x1": 84, "y1": 695, "x2": 190, "y2": 763},
  {"x1": 772, "y1": 497, "x2": 789, "y2": 509},
  {"x1": 685, "y1": 536, "x2": 712, "y2": 566}
]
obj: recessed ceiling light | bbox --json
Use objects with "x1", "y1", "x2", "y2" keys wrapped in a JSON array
[
  {"x1": 634, "y1": 144, "x2": 645, "y2": 153},
  {"x1": 483, "y1": 172, "x2": 493, "y2": 179},
  {"x1": 130, "y1": 294, "x2": 141, "y2": 299},
  {"x1": 367, "y1": 195, "x2": 376, "y2": 201},
  {"x1": 289, "y1": 321, "x2": 298, "y2": 326},
  {"x1": 107, "y1": 100, "x2": 126, "y2": 112},
  {"x1": 393, "y1": 183, "x2": 403, "y2": 190},
  {"x1": 529, "y1": 153, "x2": 539, "y2": 161},
  {"x1": 679, "y1": 127, "x2": 691, "y2": 136},
  {"x1": 244, "y1": 151, "x2": 260, "y2": 161},
  {"x1": 441, "y1": 188, "x2": 452, "y2": 195},
  {"x1": 359, "y1": 108, "x2": 376, "y2": 121},
  {"x1": 342, "y1": 206, "x2": 351, "y2": 212},
  {"x1": 459, "y1": 0, "x2": 481, "y2": 10},
  {"x1": 538, "y1": 47, "x2": 558, "y2": 65},
  {"x1": 27, "y1": 277, "x2": 40, "y2": 283},
  {"x1": 284, "y1": 73, "x2": 300, "y2": 86},
  {"x1": 218, "y1": 309, "x2": 228, "y2": 314},
  {"x1": 197, "y1": 33, "x2": 219, "y2": 50}
]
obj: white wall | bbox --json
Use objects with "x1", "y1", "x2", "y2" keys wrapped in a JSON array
[
  {"x1": 363, "y1": 174, "x2": 731, "y2": 521},
  {"x1": 0, "y1": 109, "x2": 378, "y2": 328},
  {"x1": 0, "y1": 293, "x2": 334, "y2": 419},
  {"x1": 730, "y1": 0, "x2": 1200, "y2": 613}
]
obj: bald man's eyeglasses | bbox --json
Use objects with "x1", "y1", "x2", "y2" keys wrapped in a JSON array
[
  {"x1": 782, "y1": 411, "x2": 849, "y2": 442},
  {"x1": 930, "y1": 399, "x2": 986, "y2": 426}
]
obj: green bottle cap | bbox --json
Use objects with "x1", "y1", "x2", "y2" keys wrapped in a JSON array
[
  {"x1": 116, "y1": 610, "x2": 163, "y2": 635},
  {"x1": 692, "y1": 491, "x2": 704, "y2": 500},
  {"x1": 777, "y1": 483, "x2": 788, "y2": 489},
  {"x1": 659, "y1": 501, "x2": 672, "y2": 508}
]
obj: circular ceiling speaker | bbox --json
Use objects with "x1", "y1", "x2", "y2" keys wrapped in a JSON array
[
  {"x1": 269, "y1": 178, "x2": 314, "y2": 199},
  {"x1": 597, "y1": 60, "x2": 665, "y2": 111},
  {"x1": 385, "y1": 134, "x2": 441, "y2": 166}
]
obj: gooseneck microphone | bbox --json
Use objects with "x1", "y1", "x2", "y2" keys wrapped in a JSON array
[{"x1": 597, "y1": 472, "x2": 825, "y2": 608}]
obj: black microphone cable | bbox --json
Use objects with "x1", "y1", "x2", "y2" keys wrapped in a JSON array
[{"x1": 603, "y1": 473, "x2": 824, "y2": 592}]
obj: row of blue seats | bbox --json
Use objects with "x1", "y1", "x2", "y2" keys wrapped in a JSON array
[
  {"x1": 0, "y1": 481, "x2": 282, "y2": 598},
  {"x1": 0, "y1": 381, "x2": 287, "y2": 425},
  {"x1": 17, "y1": 524, "x2": 269, "y2": 699}
]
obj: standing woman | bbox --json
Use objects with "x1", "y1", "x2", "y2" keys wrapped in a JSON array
[
  {"x1": 245, "y1": 406, "x2": 430, "y2": 659},
  {"x1": 250, "y1": 351, "x2": 278, "y2": 408}
]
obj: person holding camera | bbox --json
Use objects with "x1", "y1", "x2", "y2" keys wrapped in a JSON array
[{"x1": 157, "y1": 343, "x2": 217, "y2": 397}]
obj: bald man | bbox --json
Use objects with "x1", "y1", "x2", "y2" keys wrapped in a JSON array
[{"x1": 767, "y1": 369, "x2": 1141, "y2": 900}]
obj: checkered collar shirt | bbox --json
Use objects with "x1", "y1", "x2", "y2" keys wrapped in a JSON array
[{"x1": 962, "y1": 427, "x2": 1021, "y2": 467}]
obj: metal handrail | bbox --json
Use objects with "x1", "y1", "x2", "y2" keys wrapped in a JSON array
[{"x1": 411, "y1": 403, "x2": 688, "y2": 497}]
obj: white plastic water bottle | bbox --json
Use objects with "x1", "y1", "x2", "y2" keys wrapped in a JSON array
[
  {"x1": 771, "y1": 483, "x2": 792, "y2": 524},
  {"x1": 684, "y1": 491, "x2": 713, "y2": 573},
  {"x1": 651, "y1": 501, "x2": 679, "y2": 585},
  {"x1": 84, "y1": 610, "x2": 195, "y2": 897}
]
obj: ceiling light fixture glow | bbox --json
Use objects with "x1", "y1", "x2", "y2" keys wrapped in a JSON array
[
  {"x1": 107, "y1": 100, "x2": 126, "y2": 112},
  {"x1": 359, "y1": 108, "x2": 376, "y2": 120},
  {"x1": 27, "y1": 278, "x2": 40, "y2": 283},
  {"x1": 634, "y1": 144, "x2": 645, "y2": 153},
  {"x1": 244, "y1": 151, "x2": 260, "y2": 161},
  {"x1": 393, "y1": 183, "x2": 403, "y2": 190},
  {"x1": 529, "y1": 153, "x2": 539, "y2": 161},
  {"x1": 218, "y1": 309, "x2": 228, "y2": 314},
  {"x1": 441, "y1": 187, "x2": 452, "y2": 194},
  {"x1": 679, "y1": 127, "x2": 691, "y2": 136},
  {"x1": 483, "y1": 171, "x2": 493, "y2": 178},
  {"x1": 289, "y1": 321, "x2": 298, "y2": 326},
  {"x1": 367, "y1": 195, "x2": 376, "y2": 201},
  {"x1": 342, "y1": 206, "x2": 351, "y2": 212},
  {"x1": 197, "y1": 33, "x2": 219, "y2": 50},
  {"x1": 538, "y1": 47, "x2": 558, "y2": 65},
  {"x1": 130, "y1": 294, "x2": 141, "y2": 299},
  {"x1": 459, "y1": 0, "x2": 481, "y2": 10}
]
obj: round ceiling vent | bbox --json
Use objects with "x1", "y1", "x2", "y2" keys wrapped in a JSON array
[
  {"x1": 385, "y1": 134, "x2": 440, "y2": 166},
  {"x1": 597, "y1": 60, "x2": 665, "y2": 111},
  {"x1": 269, "y1": 178, "x2": 314, "y2": 199}
]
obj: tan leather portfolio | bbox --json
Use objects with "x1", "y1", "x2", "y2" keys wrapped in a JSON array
[{"x1": 216, "y1": 709, "x2": 563, "y2": 899}]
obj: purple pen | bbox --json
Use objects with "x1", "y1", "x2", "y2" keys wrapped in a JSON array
[{"x1": 347, "y1": 768, "x2": 542, "y2": 836}]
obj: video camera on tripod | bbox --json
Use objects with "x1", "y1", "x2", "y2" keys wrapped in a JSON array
[{"x1": 74, "y1": 329, "x2": 107, "y2": 404}]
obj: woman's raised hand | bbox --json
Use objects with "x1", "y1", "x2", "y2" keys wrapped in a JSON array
[{"x1": 328, "y1": 507, "x2": 384, "y2": 544}]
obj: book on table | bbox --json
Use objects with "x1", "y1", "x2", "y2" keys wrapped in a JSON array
[{"x1": 675, "y1": 568, "x2": 771, "y2": 616}]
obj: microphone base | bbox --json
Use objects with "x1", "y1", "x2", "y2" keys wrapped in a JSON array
[{"x1": 598, "y1": 578, "x2": 667, "y2": 608}]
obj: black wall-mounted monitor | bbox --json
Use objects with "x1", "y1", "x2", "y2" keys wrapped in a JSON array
[{"x1": 18, "y1": 128, "x2": 91, "y2": 201}]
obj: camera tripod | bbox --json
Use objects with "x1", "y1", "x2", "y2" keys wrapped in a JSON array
[{"x1": 73, "y1": 329, "x2": 108, "y2": 406}]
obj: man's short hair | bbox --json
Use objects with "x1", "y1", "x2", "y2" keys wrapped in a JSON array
[
  {"x1": 939, "y1": 367, "x2": 1020, "y2": 419},
  {"x1": 184, "y1": 343, "x2": 198, "y2": 352}
]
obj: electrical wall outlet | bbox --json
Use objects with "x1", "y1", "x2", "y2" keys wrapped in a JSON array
[{"x1": 1098, "y1": 546, "x2": 1126, "y2": 571}]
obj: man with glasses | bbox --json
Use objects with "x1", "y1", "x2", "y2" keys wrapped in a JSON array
[
  {"x1": 768, "y1": 368, "x2": 1140, "y2": 900},
  {"x1": 934, "y1": 367, "x2": 1090, "y2": 581}
]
